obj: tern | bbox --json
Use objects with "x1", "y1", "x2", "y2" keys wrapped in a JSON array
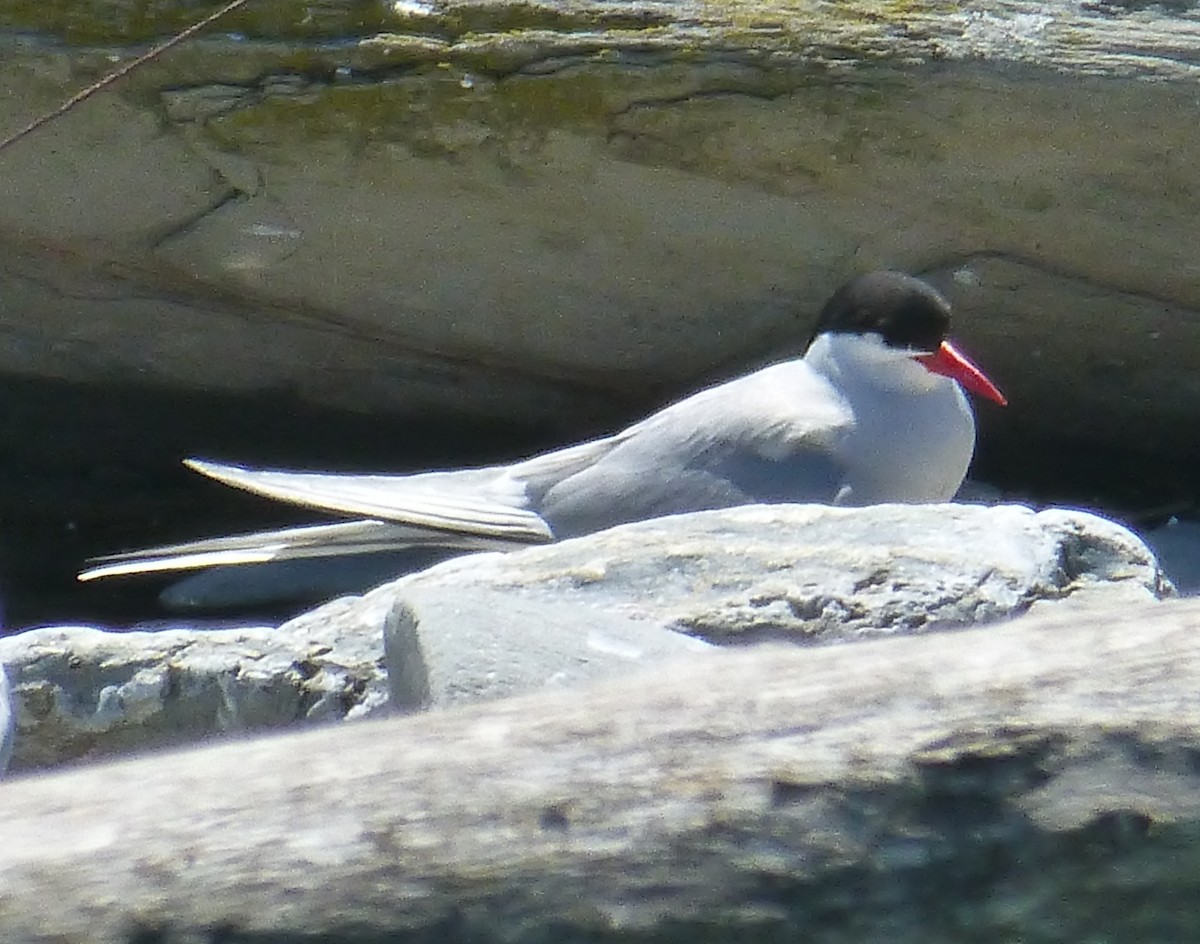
[{"x1": 80, "y1": 271, "x2": 1005, "y2": 596}]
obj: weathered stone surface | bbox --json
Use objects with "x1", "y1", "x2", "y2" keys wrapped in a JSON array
[
  {"x1": 1146, "y1": 517, "x2": 1200, "y2": 597},
  {"x1": 384, "y1": 585, "x2": 711, "y2": 711},
  {"x1": 0, "y1": 503, "x2": 1167, "y2": 771},
  {"x1": 0, "y1": 0, "x2": 1198, "y2": 464},
  {"x1": 0, "y1": 248, "x2": 617, "y2": 424},
  {"x1": 0, "y1": 599, "x2": 393, "y2": 772},
  {"x1": 0, "y1": 666, "x2": 12, "y2": 775},
  {"x1": 929, "y1": 255, "x2": 1200, "y2": 463},
  {"x1": 1, "y1": 597, "x2": 1200, "y2": 943},
  {"x1": 391, "y1": 503, "x2": 1169, "y2": 642}
]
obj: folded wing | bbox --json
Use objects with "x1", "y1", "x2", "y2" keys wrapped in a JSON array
[
  {"x1": 181, "y1": 458, "x2": 555, "y2": 541},
  {"x1": 78, "y1": 518, "x2": 529, "y2": 581},
  {"x1": 77, "y1": 442, "x2": 624, "y2": 581}
]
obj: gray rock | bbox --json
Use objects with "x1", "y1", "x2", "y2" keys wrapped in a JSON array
[
  {"x1": 3, "y1": 596, "x2": 1200, "y2": 943},
  {"x1": 0, "y1": 503, "x2": 1167, "y2": 772},
  {"x1": 385, "y1": 586, "x2": 711, "y2": 712},
  {"x1": 0, "y1": 601, "x2": 394, "y2": 772},
  {"x1": 2, "y1": 1, "x2": 1200, "y2": 467},
  {"x1": 1143, "y1": 517, "x2": 1200, "y2": 597},
  {"x1": 927, "y1": 256, "x2": 1200, "y2": 463},
  {"x1": 392, "y1": 503, "x2": 1169, "y2": 643},
  {"x1": 0, "y1": 665, "x2": 12, "y2": 775}
]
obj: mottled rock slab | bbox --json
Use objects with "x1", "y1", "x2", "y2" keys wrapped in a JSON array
[
  {"x1": 0, "y1": 503, "x2": 1166, "y2": 772},
  {"x1": 391, "y1": 503, "x2": 1168, "y2": 642},
  {"x1": 0, "y1": 601, "x2": 392, "y2": 772},
  {"x1": 384, "y1": 585, "x2": 712, "y2": 711},
  {"x1": 1, "y1": 596, "x2": 1199, "y2": 942},
  {"x1": 0, "y1": 0, "x2": 1199, "y2": 467},
  {"x1": 0, "y1": 666, "x2": 12, "y2": 774}
]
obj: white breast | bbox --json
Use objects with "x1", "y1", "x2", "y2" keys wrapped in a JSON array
[{"x1": 803, "y1": 333, "x2": 978, "y2": 503}]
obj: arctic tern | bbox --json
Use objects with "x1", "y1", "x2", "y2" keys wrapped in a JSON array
[{"x1": 80, "y1": 271, "x2": 1005, "y2": 589}]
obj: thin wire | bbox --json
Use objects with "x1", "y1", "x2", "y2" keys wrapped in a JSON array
[{"x1": 0, "y1": 0, "x2": 255, "y2": 155}]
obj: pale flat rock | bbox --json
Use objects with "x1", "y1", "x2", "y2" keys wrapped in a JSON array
[
  {"x1": 384, "y1": 586, "x2": 712, "y2": 711},
  {"x1": 0, "y1": 665, "x2": 12, "y2": 775},
  {"x1": 1, "y1": 0, "x2": 1199, "y2": 466},
  {"x1": 2, "y1": 597, "x2": 1200, "y2": 942},
  {"x1": 0, "y1": 601, "x2": 394, "y2": 772},
  {"x1": 0, "y1": 503, "x2": 1167, "y2": 772},
  {"x1": 391, "y1": 503, "x2": 1169, "y2": 642},
  {"x1": 1143, "y1": 517, "x2": 1200, "y2": 597}
]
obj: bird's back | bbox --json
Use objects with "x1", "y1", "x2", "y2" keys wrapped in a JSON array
[{"x1": 523, "y1": 359, "x2": 856, "y2": 536}]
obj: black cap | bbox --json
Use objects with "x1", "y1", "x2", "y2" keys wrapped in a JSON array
[{"x1": 809, "y1": 271, "x2": 951, "y2": 352}]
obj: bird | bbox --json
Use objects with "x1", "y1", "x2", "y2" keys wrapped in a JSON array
[{"x1": 78, "y1": 271, "x2": 1005, "y2": 605}]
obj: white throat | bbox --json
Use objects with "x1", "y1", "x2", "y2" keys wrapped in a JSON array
[
  {"x1": 802, "y1": 331, "x2": 976, "y2": 503},
  {"x1": 804, "y1": 331, "x2": 949, "y2": 396}
]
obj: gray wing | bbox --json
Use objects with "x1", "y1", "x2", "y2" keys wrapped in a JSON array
[
  {"x1": 180, "y1": 458, "x2": 555, "y2": 541},
  {"x1": 77, "y1": 518, "x2": 526, "y2": 581},
  {"x1": 177, "y1": 435, "x2": 629, "y2": 542},
  {"x1": 536, "y1": 360, "x2": 855, "y2": 537},
  {"x1": 78, "y1": 359, "x2": 847, "y2": 583},
  {"x1": 79, "y1": 439, "x2": 624, "y2": 581}
]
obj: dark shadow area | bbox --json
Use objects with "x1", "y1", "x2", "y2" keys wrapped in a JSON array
[
  {"x1": 973, "y1": 424, "x2": 1198, "y2": 523},
  {"x1": 0, "y1": 372, "x2": 1194, "y2": 631},
  {"x1": 0, "y1": 373, "x2": 603, "y2": 630}
]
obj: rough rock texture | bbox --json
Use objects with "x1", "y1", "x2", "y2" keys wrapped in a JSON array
[
  {"x1": 391, "y1": 503, "x2": 1169, "y2": 642},
  {"x1": 2, "y1": 597, "x2": 1200, "y2": 943},
  {"x1": 0, "y1": 503, "x2": 1167, "y2": 772},
  {"x1": 0, "y1": 601, "x2": 392, "y2": 772},
  {"x1": 0, "y1": 666, "x2": 11, "y2": 774},
  {"x1": 1145, "y1": 517, "x2": 1200, "y2": 597},
  {"x1": 1, "y1": 0, "x2": 1199, "y2": 454}
]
